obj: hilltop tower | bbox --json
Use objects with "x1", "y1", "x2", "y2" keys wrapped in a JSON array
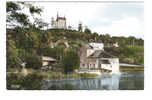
[
  {"x1": 78, "y1": 21, "x2": 83, "y2": 32},
  {"x1": 51, "y1": 13, "x2": 67, "y2": 29}
]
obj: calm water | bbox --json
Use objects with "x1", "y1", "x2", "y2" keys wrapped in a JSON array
[{"x1": 45, "y1": 71, "x2": 144, "y2": 90}]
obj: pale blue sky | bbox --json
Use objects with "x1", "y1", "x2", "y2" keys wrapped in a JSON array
[{"x1": 31, "y1": 2, "x2": 144, "y2": 39}]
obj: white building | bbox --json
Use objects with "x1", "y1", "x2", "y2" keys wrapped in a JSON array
[
  {"x1": 113, "y1": 42, "x2": 119, "y2": 47},
  {"x1": 41, "y1": 56, "x2": 57, "y2": 67},
  {"x1": 88, "y1": 50, "x2": 120, "y2": 74},
  {"x1": 87, "y1": 42, "x2": 104, "y2": 57},
  {"x1": 89, "y1": 43, "x2": 104, "y2": 50},
  {"x1": 51, "y1": 13, "x2": 67, "y2": 29},
  {"x1": 80, "y1": 42, "x2": 120, "y2": 74}
]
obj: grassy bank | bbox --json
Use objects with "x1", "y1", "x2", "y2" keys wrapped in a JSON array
[
  {"x1": 7, "y1": 69, "x2": 81, "y2": 90},
  {"x1": 79, "y1": 73, "x2": 99, "y2": 78},
  {"x1": 120, "y1": 66, "x2": 144, "y2": 72}
]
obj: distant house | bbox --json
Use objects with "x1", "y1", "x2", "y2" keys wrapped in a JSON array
[
  {"x1": 89, "y1": 42, "x2": 104, "y2": 50},
  {"x1": 50, "y1": 39, "x2": 69, "y2": 48},
  {"x1": 80, "y1": 42, "x2": 119, "y2": 73},
  {"x1": 41, "y1": 56, "x2": 57, "y2": 67},
  {"x1": 112, "y1": 42, "x2": 119, "y2": 47},
  {"x1": 87, "y1": 42, "x2": 104, "y2": 57}
]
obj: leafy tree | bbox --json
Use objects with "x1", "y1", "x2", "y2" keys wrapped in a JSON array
[
  {"x1": 84, "y1": 27, "x2": 91, "y2": 34},
  {"x1": 7, "y1": 40, "x2": 21, "y2": 69},
  {"x1": 7, "y1": 2, "x2": 44, "y2": 29},
  {"x1": 25, "y1": 53, "x2": 42, "y2": 69},
  {"x1": 61, "y1": 49, "x2": 80, "y2": 74},
  {"x1": 78, "y1": 23, "x2": 83, "y2": 32}
]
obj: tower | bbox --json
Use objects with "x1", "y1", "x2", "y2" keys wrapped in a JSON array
[
  {"x1": 78, "y1": 21, "x2": 83, "y2": 32},
  {"x1": 51, "y1": 12, "x2": 67, "y2": 29}
]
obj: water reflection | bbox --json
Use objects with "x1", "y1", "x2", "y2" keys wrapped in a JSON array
[{"x1": 46, "y1": 72, "x2": 144, "y2": 90}]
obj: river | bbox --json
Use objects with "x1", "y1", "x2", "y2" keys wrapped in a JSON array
[{"x1": 44, "y1": 71, "x2": 144, "y2": 90}]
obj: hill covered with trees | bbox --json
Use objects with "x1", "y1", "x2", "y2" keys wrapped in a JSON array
[{"x1": 7, "y1": 2, "x2": 144, "y2": 72}]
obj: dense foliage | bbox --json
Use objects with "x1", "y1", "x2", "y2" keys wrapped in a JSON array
[
  {"x1": 7, "y1": 73, "x2": 44, "y2": 90},
  {"x1": 104, "y1": 45, "x2": 144, "y2": 64},
  {"x1": 61, "y1": 49, "x2": 80, "y2": 74}
]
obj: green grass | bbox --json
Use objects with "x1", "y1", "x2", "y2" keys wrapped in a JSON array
[
  {"x1": 120, "y1": 66, "x2": 144, "y2": 72},
  {"x1": 79, "y1": 73, "x2": 99, "y2": 78}
]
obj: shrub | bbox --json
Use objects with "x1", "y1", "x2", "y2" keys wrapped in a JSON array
[
  {"x1": 7, "y1": 73, "x2": 44, "y2": 90},
  {"x1": 25, "y1": 54, "x2": 42, "y2": 69}
]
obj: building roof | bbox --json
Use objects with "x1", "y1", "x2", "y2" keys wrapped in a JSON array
[
  {"x1": 41, "y1": 56, "x2": 57, "y2": 62},
  {"x1": 56, "y1": 17, "x2": 66, "y2": 21},
  {"x1": 101, "y1": 60, "x2": 110, "y2": 64},
  {"x1": 88, "y1": 50, "x2": 116, "y2": 58}
]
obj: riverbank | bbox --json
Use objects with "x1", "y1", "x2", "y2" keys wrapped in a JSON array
[
  {"x1": 7, "y1": 66, "x2": 144, "y2": 81},
  {"x1": 7, "y1": 67, "x2": 144, "y2": 90},
  {"x1": 120, "y1": 66, "x2": 144, "y2": 72},
  {"x1": 7, "y1": 68, "x2": 101, "y2": 81},
  {"x1": 7, "y1": 68, "x2": 100, "y2": 89}
]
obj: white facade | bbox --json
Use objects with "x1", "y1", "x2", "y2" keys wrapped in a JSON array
[
  {"x1": 52, "y1": 19, "x2": 66, "y2": 29},
  {"x1": 51, "y1": 14, "x2": 67, "y2": 29},
  {"x1": 98, "y1": 58, "x2": 120, "y2": 73},
  {"x1": 86, "y1": 42, "x2": 104, "y2": 57},
  {"x1": 87, "y1": 49, "x2": 95, "y2": 57},
  {"x1": 89, "y1": 43, "x2": 104, "y2": 50},
  {"x1": 113, "y1": 42, "x2": 119, "y2": 47},
  {"x1": 42, "y1": 61, "x2": 49, "y2": 67},
  {"x1": 101, "y1": 64, "x2": 112, "y2": 70}
]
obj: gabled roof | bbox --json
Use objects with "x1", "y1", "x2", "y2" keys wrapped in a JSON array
[
  {"x1": 88, "y1": 50, "x2": 116, "y2": 58},
  {"x1": 56, "y1": 17, "x2": 66, "y2": 21}
]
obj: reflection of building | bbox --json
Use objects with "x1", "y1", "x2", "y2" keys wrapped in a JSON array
[
  {"x1": 80, "y1": 42, "x2": 119, "y2": 73},
  {"x1": 51, "y1": 13, "x2": 67, "y2": 29},
  {"x1": 101, "y1": 75, "x2": 120, "y2": 90}
]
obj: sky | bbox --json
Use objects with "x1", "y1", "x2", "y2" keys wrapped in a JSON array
[{"x1": 31, "y1": 2, "x2": 144, "y2": 39}]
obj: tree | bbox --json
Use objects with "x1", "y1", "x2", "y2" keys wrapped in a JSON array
[
  {"x1": 78, "y1": 23, "x2": 83, "y2": 32},
  {"x1": 92, "y1": 32, "x2": 99, "y2": 42},
  {"x1": 84, "y1": 27, "x2": 91, "y2": 34},
  {"x1": 25, "y1": 53, "x2": 42, "y2": 69},
  {"x1": 61, "y1": 49, "x2": 80, "y2": 74},
  {"x1": 7, "y1": 39, "x2": 21, "y2": 69},
  {"x1": 7, "y1": 2, "x2": 44, "y2": 29}
]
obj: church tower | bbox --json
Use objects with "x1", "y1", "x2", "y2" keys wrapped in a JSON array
[{"x1": 51, "y1": 12, "x2": 67, "y2": 29}]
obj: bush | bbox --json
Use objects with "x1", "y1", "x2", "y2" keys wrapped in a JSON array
[
  {"x1": 20, "y1": 73, "x2": 44, "y2": 90},
  {"x1": 7, "y1": 73, "x2": 44, "y2": 90},
  {"x1": 25, "y1": 54, "x2": 42, "y2": 69}
]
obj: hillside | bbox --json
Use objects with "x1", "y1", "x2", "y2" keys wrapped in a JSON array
[{"x1": 7, "y1": 27, "x2": 144, "y2": 70}]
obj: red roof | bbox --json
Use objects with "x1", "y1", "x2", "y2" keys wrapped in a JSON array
[{"x1": 56, "y1": 17, "x2": 66, "y2": 21}]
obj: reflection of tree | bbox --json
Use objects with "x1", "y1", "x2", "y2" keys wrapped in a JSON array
[
  {"x1": 119, "y1": 74, "x2": 144, "y2": 90},
  {"x1": 46, "y1": 73, "x2": 143, "y2": 90},
  {"x1": 48, "y1": 84, "x2": 76, "y2": 90}
]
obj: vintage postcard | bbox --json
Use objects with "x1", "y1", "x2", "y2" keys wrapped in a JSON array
[{"x1": 6, "y1": 1, "x2": 144, "y2": 90}]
